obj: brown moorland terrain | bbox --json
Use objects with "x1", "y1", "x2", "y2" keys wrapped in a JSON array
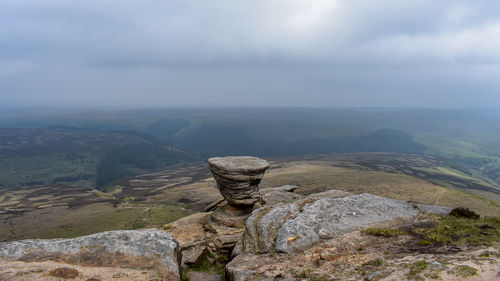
[{"x1": 1, "y1": 153, "x2": 499, "y2": 242}]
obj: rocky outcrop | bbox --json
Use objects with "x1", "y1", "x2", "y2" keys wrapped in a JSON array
[
  {"x1": 208, "y1": 156, "x2": 270, "y2": 207},
  {"x1": 235, "y1": 192, "x2": 419, "y2": 255},
  {"x1": 226, "y1": 242, "x2": 500, "y2": 281},
  {"x1": 0, "y1": 230, "x2": 181, "y2": 280},
  {"x1": 0, "y1": 260, "x2": 169, "y2": 281}
]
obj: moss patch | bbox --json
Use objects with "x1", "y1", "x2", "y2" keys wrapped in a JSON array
[
  {"x1": 413, "y1": 214, "x2": 500, "y2": 246},
  {"x1": 453, "y1": 265, "x2": 477, "y2": 277},
  {"x1": 361, "y1": 228, "x2": 407, "y2": 237}
]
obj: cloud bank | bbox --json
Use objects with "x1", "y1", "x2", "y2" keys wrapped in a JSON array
[{"x1": 1, "y1": 0, "x2": 499, "y2": 107}]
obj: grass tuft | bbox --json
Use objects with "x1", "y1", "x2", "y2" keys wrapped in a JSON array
[
  {"x1": 453, "y1": 265, "x2": 477, "y2": 277},
  {"x1": 361, "y1": 228, "x2": 407, "y2": 237},
  {"x1": 407, "y1": 261, "x2": 428, "y2": 280},
  {"x1": 416, "y1": 240, "x2": 432, "y2": 246},
  {"x1": 362, "y1": 258, "x2": 384, "y2": 267},
  {"x1": 413, "y1": 214, "x2": 500, "y2": 246}
]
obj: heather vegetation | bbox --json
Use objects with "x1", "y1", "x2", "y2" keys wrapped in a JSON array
[{"x1": 2, "y1": 108, "x2": 500, "y2": 190}]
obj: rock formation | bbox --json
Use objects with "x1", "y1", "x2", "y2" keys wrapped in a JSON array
[
  {"x1": 0, "y1": 230, "x2": 181, "y2": 280},
  {"x1": 233, "y1": 193, "x2": 420, "y2": 255},
  {"x1": 208, "y1": 156, "x2": 270, "y2": 207},
  {"x1": 2, "y1": 156, "x2": 496, "y2": 281}
]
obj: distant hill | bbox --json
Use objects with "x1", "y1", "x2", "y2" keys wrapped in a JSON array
[
  {"x1": 2, "y1": 107, "x2": 500, "y2": 188},
  {"x1": 176, "y1": 127, "x2": 425, "y2": 157},
  {"x1": 0, "y1": 127, "x2": 196, "y2": 189}
]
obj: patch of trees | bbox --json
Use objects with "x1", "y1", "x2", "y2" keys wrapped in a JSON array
[
  {"x1": 452, "y1": 156, "x2": 497, "y2": 167},
  {"x1": 145, "y1": 118, "x2": 189, "y2": 141},
  {"x1": 95, "y1": 143, "x2": 193, "y2": 188},
  {"x1": 442, "y1": 159, "x2": 472, "y2": 175},
  {"x1": 176, "y1": 126, "x2": 426, "y2": 157}
]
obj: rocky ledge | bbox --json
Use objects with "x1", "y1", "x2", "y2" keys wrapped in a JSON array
[
  {"x1": 0, "y1": 230, "x2": 181, "y2": 281},
  {"x1": 234, "y1": 192, "x2": 420, "y2": 255},
  {"x1": 1, "y1": 157, "x2": 498, "y2": 281}
]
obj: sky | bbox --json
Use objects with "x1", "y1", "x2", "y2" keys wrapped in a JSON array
[{"x1": 1, "y1": 0, "x2": 500, "y2": 108}]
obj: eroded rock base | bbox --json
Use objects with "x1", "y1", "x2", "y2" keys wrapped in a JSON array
[{"x1": 227, "y1": 231, "x2": 500, "y2": 281}]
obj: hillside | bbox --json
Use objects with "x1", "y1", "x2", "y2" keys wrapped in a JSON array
[
  {"x1": 2, "y1": 107, "x2": 500, "y2": 190},
  {"x1": 1, "y1": 155, "x2": 499, "y2": 281},
  {"x1": 0, "y1": 127, "x2": 196, "y2": 189},
  {"x1": 1, "y1": 153, "x2": 499, "y2": 242}
]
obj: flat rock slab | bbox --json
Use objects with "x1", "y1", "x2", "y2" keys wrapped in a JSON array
[
  {"x1": 0, "y1": 230, "x2": 181, "y2": 280},
  {"x1": 416, "y1": 203, "x2": 452, "y2": 215},
  {"x1": 163, "y1": 212, "x2": 211, "y2": 249},
  {"x1": 0, "y1": 259, "x2": 162, "y2": 281},
  {"x1": 208, "y1": 156, "x2": 270, "y2": 175},
  {"x1": 236, "y1": 193, "x2": 420, "y2": 255}
]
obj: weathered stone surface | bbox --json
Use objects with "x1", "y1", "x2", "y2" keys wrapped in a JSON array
[
  {"x1": 0, "y1": 259, "x2": 163, "y2": 281},
  {"x1": 275, "y1": 194, "x2": 419, "y2": 254},
  {"x1": 210, "y1": 205, "x2": 252, "y2": 228},
  {"x1": 0, "y1": 230, "x2": 181, "y2": 280},
  {"x1": 236, "y1": 192, "x2": 420, "y2": 255},
  {"x1": 261, "y1": 191, "x2": 304, "y2": 205},
  {"x1": 306, "y1": 189, "x2": 351, "y2": 199},
  {"x1": 163, "y1": 212, "x2": 211, "y2": 249},
  {"x1": 226, "y1": 254, "x2": 255, "y2": 281},
  {"x1": 416, "y1": 203, "x2": 452, "y2": 215},
  {"x1": 364, "y1": 269, "x2": 393, "y2": 281},
  {"x1": 182, "y1": 246, "x2": 209, "y2": 266},
  {"x1": 49, "y1": 267, "x2": 79, "y2": 278},
  {"x1": 234, "y1": 203, "x2": 301, "y2": 255},
  {"x1": 226, "y1": 189, "x2": 496, "y2": 281},
  {"x1": 208, "y1": 156, "x2": 270, "y2": 207},
  {"x1": 260, "y1": 185, "x2": 298, "y2": 195},
  {"x1": 226, "y1": 237, "x2": 500, "y2": 281}
]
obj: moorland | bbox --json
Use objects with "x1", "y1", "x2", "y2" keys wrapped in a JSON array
[{"x1": 1, "y1": 107, "x2": 500, "y2": 241}]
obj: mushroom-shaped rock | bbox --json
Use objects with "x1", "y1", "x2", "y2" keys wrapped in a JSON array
[{"x1": 208, "y1": 156, "x2": 270, "y2": 207}]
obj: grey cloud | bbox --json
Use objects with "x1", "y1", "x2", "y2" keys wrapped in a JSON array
[{"x1": 0, "y1": 0, "x2": 499, "y2": 107}]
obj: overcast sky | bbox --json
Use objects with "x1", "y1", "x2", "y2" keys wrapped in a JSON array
[{"x1": 1, "y1": 0, "x2": 499, "y2": 108}]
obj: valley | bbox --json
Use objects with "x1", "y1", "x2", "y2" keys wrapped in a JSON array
[{"x1": 1, "y1": 153, "x2": 499, "y2": 242}]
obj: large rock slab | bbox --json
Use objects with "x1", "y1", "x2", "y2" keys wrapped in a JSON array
[
  {"x1": 0, "y1": 230, "x2": 181, "y2": 280},
  {"x1": 234, "y1": 203, "x2": 301, "y2": 255},
  {"x1": 275, "y1": 193, "x2": 419, "y2": 254},
  {"x1": 163, "y1": 212, "x2": 211, "y2": 249},
  {"x1": 208, "y1": 156, "x2": 270, "y2": 207},
  {"x1": 236, "y1": 192, "x2": 420, "y2": 255}
]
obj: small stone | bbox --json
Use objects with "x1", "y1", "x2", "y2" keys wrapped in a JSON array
[
  {"x1": 182, "y1": 246, "x2": 209, "y2": 266},
  {"x1": 320, "y1": 249, "x2": 341, "y2": 261},
  {"x1": 49, "y1": 267, "x2": 79, "y2": 279},
  {"x1": 112, "y1": 273, "x2": 129, "y2": 278}
]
